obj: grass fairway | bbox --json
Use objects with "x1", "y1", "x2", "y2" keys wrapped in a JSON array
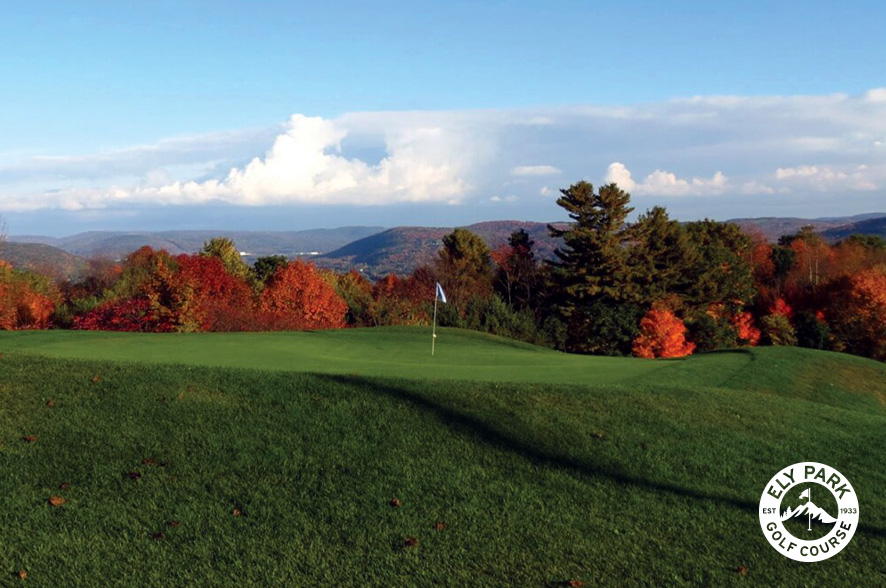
[{"x1": 1, "y1": 329, "x2": 885, "y2": 586}]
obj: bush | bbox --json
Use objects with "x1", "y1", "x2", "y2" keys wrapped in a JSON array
[
  {"x1": 565, "y1": 300, "x2": 644, "y2": 356},
  {"x1": 632, "y1": 309, "x2": 695, "y2": 358},
  {"x1": 760, "y1": 314, "x2": 797, "y2": 346}
]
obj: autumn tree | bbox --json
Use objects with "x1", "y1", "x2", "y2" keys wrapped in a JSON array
[
  {"x1": 173, "y1": 254, "x2": 254, "y2": 331},
  {"x1": 493, "y1": 229, "x2": 544, "y2": 312},
  {"x1": 0, "y1": 261, "x2": 58, "y2": 330},
  {"x1": 335, "y1": 270, "x2": 375, "y2": 326},
  {"x1": 824, "y1": 266, "x2": 886, "y2": 360},
  {"x1": 260, "y1": 261, "x2": 347, "y2": 330},
  {"x1": 632, "y1": 308, "x2": 695, "y2": 358}
]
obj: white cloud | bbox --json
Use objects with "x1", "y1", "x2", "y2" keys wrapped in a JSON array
[
  {"x1": 774, "y1": 163, "x2": 882, "y2": 191},
  {"x1": 605, "y1": 161, "x2": 727, "y2": 197},
  {"x1": 0, "y1": 115, "x2": 473, "y2": 211},
  {"x1": 511, "y1": 165, "x2": 561, "y2": 176},
  {"x1": 604, "y1": 162, "x2": 636, "y2": 191},
  {"x1": 490, "y1": 195, "x2": 518, "y2": 203},
  {"x1": 1, "y1": 87, "x2": 884, "y2": 215}
]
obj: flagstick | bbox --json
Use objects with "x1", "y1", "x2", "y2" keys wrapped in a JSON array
[{"x1": 431, "y1": 294, "x2": 438, "y2": 356}]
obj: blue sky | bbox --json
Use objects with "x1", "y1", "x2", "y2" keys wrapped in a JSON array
[{"x1": 1, "y1": 1, "x2": 884, "y2": 236}]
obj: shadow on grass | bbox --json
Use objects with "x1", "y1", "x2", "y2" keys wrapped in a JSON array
[{"x1": 318, "y1": 373, "x2": 885, "y2": 541}]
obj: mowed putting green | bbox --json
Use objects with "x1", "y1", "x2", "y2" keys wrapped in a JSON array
[
  {"x1": 1, "y1": 327, "x2": 674, "y2": 386},
  {"x1": 1, "y1": 328, "x2": 885, "y2": 586}
]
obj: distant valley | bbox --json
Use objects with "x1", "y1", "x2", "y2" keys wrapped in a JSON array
[{"x1": 3, "y1": 212, "x2": 884, "y2": 280}]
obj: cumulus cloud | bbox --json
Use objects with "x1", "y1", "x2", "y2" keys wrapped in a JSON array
[
  {"x1": 0, "y1": 115, "x2": 474, "y2": 211},
  {"x1": 1, "y1": 87, "x2": 884, "y2": 217},
  {"x1": 604, "y1": 161, "x2": 727, "y2": 197},
  {"x1": 511, "y1": 165, "x2": 561, "y2": 176}
]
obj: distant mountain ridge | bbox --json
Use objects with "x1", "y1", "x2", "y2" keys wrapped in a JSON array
[
  {"x1": 6, "y1": 212, "x2": 884, "y2": 280},
  {"x1": 317, "y1": 220, "x2": 568, "y2": 279},
  {"x1": 9, "y1": 227, "x2": 386, "y2": 260},
  {"x1": 729, "y1": 212, "x2": 886, "y2": 242}
]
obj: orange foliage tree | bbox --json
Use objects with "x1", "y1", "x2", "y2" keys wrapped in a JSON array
[
  {"x1": 632, "y1": 308, "x2": 695, "y2": 358},
  {"x1": 260, "y1": 261, "x2": 347, "y2": 330},
  {"x1": 0, "y1": 261, "x2": 58, "y2": 330},
  {"x1": 730, "y1": 310, "x2": 761, "y2": 346},
  {"x1": 825, "y1": 266, "x2": 886, "y2": 360}
]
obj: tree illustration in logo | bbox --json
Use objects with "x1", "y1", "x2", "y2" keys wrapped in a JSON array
[{"x1": 779, "y1": 482, "x2": 838, "y2": 540}]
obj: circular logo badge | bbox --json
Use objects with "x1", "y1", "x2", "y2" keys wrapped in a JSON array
[{"x1": 759, "y1": 462, "x2": 859, "y2": 562}]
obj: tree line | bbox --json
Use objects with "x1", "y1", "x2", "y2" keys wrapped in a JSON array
[{"x1": 2, "y1": 180, "x2": 885, "y2": 361}]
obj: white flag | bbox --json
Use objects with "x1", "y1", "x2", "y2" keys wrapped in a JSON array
[
  {"x1": 436, "y1": 282, "x2": 447, "y2": 303},
  {"x1": 799, "y1": 488, "x2": 810, "y2": 501}
]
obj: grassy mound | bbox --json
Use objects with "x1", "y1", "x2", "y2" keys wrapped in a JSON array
[{"x1": 0, "y1": 329, "x2": 884, "y2": 585}]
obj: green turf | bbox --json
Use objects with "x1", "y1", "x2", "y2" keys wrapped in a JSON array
[
  {"x1": 0, "y1": 327, "x2": 670, "y2": 386},
  {"x1": 0, "y1": 329, "x2": 884, "y2": 586}
]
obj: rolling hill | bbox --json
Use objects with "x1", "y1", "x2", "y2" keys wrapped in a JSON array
[
  {"x1": 1, "y1": 328, "x2": 884, "y2": 585},
  {"x1": 819, "y1": 216, "x2": 886, "y2": 242},
  {"x1": 318, "y1": 220, "x2": 566, "y2": 278},
  {"x1": 10, "y1": 227, "x2": 386, "y2": 260},
  {"x1": 730, "y1": 212, "x2": 886, "y2": 242},
  {"x1": 0, "y1": 241, "x2": 86, "y2": 278}
]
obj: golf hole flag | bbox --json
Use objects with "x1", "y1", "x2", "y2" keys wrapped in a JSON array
[{"x1": 431, "y1": 283, "x2": 446, "y2": 355}]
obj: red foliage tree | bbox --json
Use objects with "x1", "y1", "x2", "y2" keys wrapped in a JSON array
[
  {"x1": 632, "y1": 309, "x2": 695, "y2": 358},
  {"x1": 769, "y1": 298, "x2": 793, "y2": 318},
  {"x1": 73, "y1": 298, "x2": 175, "y2": 332},
  {"x1": 173, "y1": 254, "x2": 254, "y2": 331},
  {"x1": 260, "y1": 261, "x2": 347, "y2": 330}
]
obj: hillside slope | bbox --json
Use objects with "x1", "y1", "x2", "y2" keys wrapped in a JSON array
[
  {"x1": 0, "y1": 241, "x2": 86, "y2": 278},
  {"x1": 9, "y1": 227, "x2": 386, "y2": 260},
  {"x1": 0, "y1": 331, "x2": 883, "y2": 585},
  {"x1": 318, "y1": 221, "x2": 565, "y2": 277}
]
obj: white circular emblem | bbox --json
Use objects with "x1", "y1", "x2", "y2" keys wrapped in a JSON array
[{"x1": 759, "y1": 462, "x2": 859, "y2": 562}]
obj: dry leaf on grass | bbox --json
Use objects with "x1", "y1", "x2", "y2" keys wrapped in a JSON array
[
  {"x1": 48, "y1": 495, "x2": 66, "y2": 507},
  {"x1": 167, "y1": 520, "x2": 181, "y2": 527},
  {"x1": 45, "y1": 399, "x2": 56, "y2": 408},
  {"x1": 433, "y1": 521, "x2": 446, "y2": 531},
  {"x1": 389, "y1": 498, "x2": 401, "y2": 507},
  {"x1": 232, "y1": 508, "x2": 242, "y2": 517},
  {"x1": 17, "y1": 570, "x2": 27, "y2": 580},
  {"x1": 403, "y1": 536, "x2": 419, "y2": 548},
  {"x1": 22, "y1": 435, "x2": 37, "y2": 443}
]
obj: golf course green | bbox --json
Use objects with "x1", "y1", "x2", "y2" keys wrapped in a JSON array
[{"x1": 1, "y1": 327, "x2": 884, "y2": 586}]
